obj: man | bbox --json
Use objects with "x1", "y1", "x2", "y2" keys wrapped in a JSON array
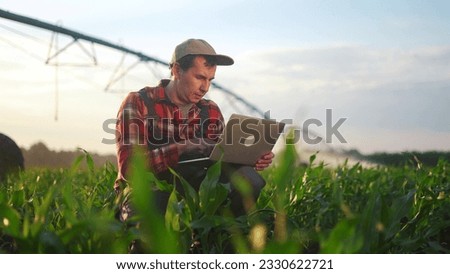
[{"x1": 115, "y1": 39, "x2": 274, "y2": 220}]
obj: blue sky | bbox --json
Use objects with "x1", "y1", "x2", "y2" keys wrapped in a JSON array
[{"x1": 0, "y1": 0, "x2": 449, "y2": 155}]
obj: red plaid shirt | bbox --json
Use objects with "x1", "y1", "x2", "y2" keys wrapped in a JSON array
[{"x1": 115, "y1": 80, "x2": 224, "y2": 189}]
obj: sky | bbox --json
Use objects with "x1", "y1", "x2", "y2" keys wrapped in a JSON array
[{"x1": 0, "y1": 0, "x2": 449, "y2": 157}]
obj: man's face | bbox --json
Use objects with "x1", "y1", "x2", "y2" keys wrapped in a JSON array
[{"x1": 174, "y1": 56, "x2": 217, "y2": 104}]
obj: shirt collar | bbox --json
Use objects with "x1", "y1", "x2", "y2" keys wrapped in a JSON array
[
  {"x1": 156, "y1": 79, "x2": 201, "y2": 113},
  {"x1": 153, "y1": 79, "x2": 172, "y2": 103}
]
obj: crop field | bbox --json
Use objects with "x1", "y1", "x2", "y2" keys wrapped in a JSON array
[{"x1": 0, "y1": 145, "x2": 448, "y2": 254}]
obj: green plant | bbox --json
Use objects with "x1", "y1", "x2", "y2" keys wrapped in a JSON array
[{"x1": 1, "y1": 147, "x2": 448, "y2": 254}]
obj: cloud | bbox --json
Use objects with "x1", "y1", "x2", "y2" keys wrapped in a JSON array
[
  {"x1": 218, "y1": 45, "x2": 450, "y2": 152},
  {"x1": 232, "y1": 45, "x2": 450, "y2": 91}
]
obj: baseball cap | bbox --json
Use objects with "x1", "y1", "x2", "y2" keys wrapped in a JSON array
[{"x1": 170, "y1": 39, "x2": 234, "y2": 66}]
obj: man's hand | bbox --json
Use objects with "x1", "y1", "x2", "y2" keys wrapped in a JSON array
[
  {"x1": 177, "y1": 138, "x2": 215, "y2": 157},
  {"x1": 255, "y1": 152, "x2": 274, "y2": 171}
]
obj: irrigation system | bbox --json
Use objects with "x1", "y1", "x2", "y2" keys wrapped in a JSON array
[{"x1": 0, "y1": 8, "x2": 268, "y2": 118}]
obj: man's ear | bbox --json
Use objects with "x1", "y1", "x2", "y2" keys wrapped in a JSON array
[{"x1": 171, "y1": 62, "x2": 181, "y2": 79}]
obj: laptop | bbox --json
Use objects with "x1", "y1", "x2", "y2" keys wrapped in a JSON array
[{"x1": 178, "y1": 113, "x2": 285, "y2": 165}]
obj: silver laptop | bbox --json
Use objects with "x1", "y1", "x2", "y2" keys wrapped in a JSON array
[{"x1": 178, "y1": 113, "x2": 285, "y2": 165}]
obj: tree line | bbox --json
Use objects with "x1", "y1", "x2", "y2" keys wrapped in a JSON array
[
  {"x1": 342, "y1": 149, "x2": 450, "y2": 167},
  {"x1": 18, "y1": 142, "x2": 450, "y2": 170},
  {"x1": 21, "y1": 142, "x2": 117, "y2": 169}
]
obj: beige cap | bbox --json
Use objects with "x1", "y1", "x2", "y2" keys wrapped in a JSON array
[{"x1": 170, "y1": 39, "x2": 234, "y2": 66}]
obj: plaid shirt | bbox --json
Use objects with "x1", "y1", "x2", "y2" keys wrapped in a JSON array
[{"x1": 115, "y1": 80, "x2": 224, "y2": 189}]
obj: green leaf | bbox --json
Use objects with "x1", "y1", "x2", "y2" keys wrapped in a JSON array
[
  {"x1": 30, "y1": 185, "x2": 57, "y2": 237},
  {"x1": 198, "y1": 161, "x2": 228, "y2": 215},
  {"x1": 70, "y1": 153, "x2": 85, "y2": 173},
  {"x1": 170, "y1": 167, "x2": 198, "y2": 218},
  {"x1": 78, "y1": 147, "x2": 95, "y2": 173},
  {"x1": 129, "y1": 147, "x2": 179, "y2": 253},
  {"x1": 165, "y1": 188, "x2": 181, "y2": 231},
  {"x1": 320, "y1": 218, "x2": 364, "y2": 254},
  {"x1": 0, "y1": 205, "x2": 21, "y2": 237}
]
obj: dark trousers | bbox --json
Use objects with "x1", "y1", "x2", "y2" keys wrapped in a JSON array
[{"x1": 119, "y1": 162, "x2": 265, "y2": 222}]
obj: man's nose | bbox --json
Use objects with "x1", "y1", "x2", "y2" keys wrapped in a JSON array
[{"x1": 200, "y1": 80, "x2": 210, "y2": 93}]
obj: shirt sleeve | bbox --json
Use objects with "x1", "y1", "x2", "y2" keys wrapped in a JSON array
[{"x1": 115, "y1": 92, "x2": 180, "y2": 186}]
